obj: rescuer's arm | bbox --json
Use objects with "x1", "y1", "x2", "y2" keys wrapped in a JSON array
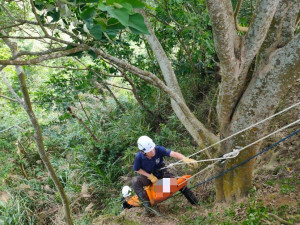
[
  {"x1": 170, "y1": 151, "x2": 198, "y2": 168},
  {"x1": 170, "y1": 151, "x2": 185, "y2": 160},
  {"x1": 135, "y1": 169, "x2": 158, "y2": 183},
  {"x1": 135, "y1": 168, "x2": 151, "y2": 177}
]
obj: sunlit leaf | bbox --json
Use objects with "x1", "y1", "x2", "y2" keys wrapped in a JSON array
[
  {"x1": 107, "y1": 7, "x2": 130, "y2": 26},
  {"x1": 128, "y1": 13, "x2": 149, "y2": 34},
  {"x1": 89, "y1": 24, "x2": 103, "y2": 40}
]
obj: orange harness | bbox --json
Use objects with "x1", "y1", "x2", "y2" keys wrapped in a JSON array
[{"x1": 127, "y1": 175, "x2": 191, "y2": 206}]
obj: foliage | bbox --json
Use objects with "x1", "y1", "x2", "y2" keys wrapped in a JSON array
[
  {"x1": 33, "y1": 0, "x2": 149, "y2": 43},
  {"x1": 0, "y1": 193, "x2": 36, "y2": 225},
  {"x1": 1, "y1": 0, "x2": 298, "y2": 223}
]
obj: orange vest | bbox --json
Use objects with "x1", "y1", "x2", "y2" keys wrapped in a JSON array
[{"x1": 127, "y1": 175, "x2": 191, "y2": 206}]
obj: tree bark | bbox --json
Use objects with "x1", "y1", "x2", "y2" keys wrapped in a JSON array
[
  {"x1": 139, "y1": 10, "x2": 219, "y2": 156},
  {"x1": 3, "y1": 38, "x2": 73, "y2": 225},
  {"x1": 212, "y1": 0, "x2": 299, "y2": 201}
]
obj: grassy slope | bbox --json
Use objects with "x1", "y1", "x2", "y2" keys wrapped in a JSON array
[{"x1": 92, "y1": 85, "x2": 300, "y2": 225}]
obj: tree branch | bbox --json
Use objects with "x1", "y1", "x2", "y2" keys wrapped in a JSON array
[
  {"x1": 120, "y1": 69, "x2": 155, "y2": 116},
  {"x1": 216, "y1": 0, "x2": 279, "y2": 128},
  {"x1": 15, "y1": 47, "x2": 67, "y2": 58},
  {"x1": 101, "y1": 80, "x2": 132, "y2": 91},
  {"x1": 98, "y1": 82, "x2": 126, "y2": 112},
  {"x1": 163, "y1": 0, "x2": 184, "y2": 27},
  {"x1": 29, "y1": 0, "x2": 49, "y2": 37},
  {"x1": 268, "y1": 213, "x2": 292, "y2": 225},
  {"x1": 34, "y1": 64, "x2": 89, "y2": 71},
  {"x1": 67, "y1": 106, "x2": 101, "y2": 143},
  {"x1": 259, "y1": 0, "x2": 299, "y2": 59},
  {"x1": 0, "y1": 35, "x2": 45, "y2": 39},
  {"x1": 234, "y1": 0, "x2": 248, "y2": 32},
  {"x1": 232, "y1": 33, "x2": 300, "y2": 125},
  {"x1": 0, "y1": 124, "x2": 22, "y2": 134},
  {"x1": 4, "y1": 36, "x2": 73, "y2": 225},
  {"x1": 143, "y1": 10, "x2": 219, "y2": 150},
  {"x1": 0, "y1": 21, "x2": 25, "y2": 30},
  {"x1": 206, "y1": 0, "x2": 238, "y2": 70},
  {"x1": 78, "y1": 97, "x2": 96, "y2": 133},
  {"x1": 0, "y1": 45, "x2": 89, "y2": 65},
  {"x1": 14, "y1": 19, "x2": 82, "y2": 43},
  {"x1": 242, "y1": 0, "x2": 279, "y2": 68},
  {"x1": 94, "y1": 46, "x2": 221, "y2": 149},
  {"x1": 0, "y1": 94, "x2": 18, "y2": 102},
  {"x1": 1, "y1": 71, "x2": 24, "y2": 106}
]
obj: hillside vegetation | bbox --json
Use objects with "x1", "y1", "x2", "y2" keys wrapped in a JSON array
[{"x1": 0, "y1": 0, "x2": 299, "y2": 224}]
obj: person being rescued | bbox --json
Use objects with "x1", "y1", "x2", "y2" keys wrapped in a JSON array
[{"x1": 122, "y1": 135, "x2": 199, "y2": 215}]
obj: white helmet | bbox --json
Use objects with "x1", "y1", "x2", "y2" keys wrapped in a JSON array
[
  {"x1": 122, "y1": 186, "x2": 132, "y2": 198},
  {"x1": 137, "y1": 136, "x2": 155, "y2": 153}
]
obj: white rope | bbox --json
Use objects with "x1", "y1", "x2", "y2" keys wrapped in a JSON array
[
  {"x1": 166, "y1": 101, "x2": 300, "y2": 169},
  {"x1": 168, "y1": 150, "x2": 239, "y2": 166},
  {"x1": 229, "y1": 118, "x2": 300, "y2": 156},
  {"x1": 177, "y1": 118, "x2": 300, "y2": 186},
  {"x1": 172, "y1": 118, "x2": 299, "y2": 166},
  {"x1": 177, "y1": 162, "x2": 217, "y2": 187}
]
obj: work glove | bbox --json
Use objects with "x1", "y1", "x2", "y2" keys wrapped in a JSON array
[
  {"x1": 183, "y1": 157, "x2": 198, "y2": 169},
  {"x1": 148, "y1": 173, "x2": 158, "y2": 184}
]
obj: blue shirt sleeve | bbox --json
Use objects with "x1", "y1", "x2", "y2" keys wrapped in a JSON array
[
  {"x1": 156, "y1": 146, "x2": 171, "y2": 157},
  {"x1": 133, "y1": 152, "x2": 142, "y2": 171}
]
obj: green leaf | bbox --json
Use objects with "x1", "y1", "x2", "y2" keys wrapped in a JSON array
[
  {"x1": 107, "y1": 7, "x2": 130, "y2": 26},
  {"x1": 59, "y1": 113, "x2": 71, "y2": 121},
  {"x1": 81, "y1": 7, "x2": 96, "y2": 22},
  {"x1": 106, "y1": 0, "x2": 115, "y2": 5},
  {"x1": 77, "y1": 0, "x2": 100, "y2": 3},
  {"x1": 119, "y1": 2, "x2": 132, "y2": 12},
  {"x1": 88, "y1": 49, "x2": 98, "y2": 59},
  {"x1": 47, "y1": 10, "x2": 60, "y2": 22},
  {"x1": 122, "y1": 0, "x2": 144, "y2": 8},
  {"x1": 105, "y1": 18, "x2": 125, "y2": 38},
  {"x1": 33, "y1": 0, "x2": 44, "y2": 10},
  {"x1": 89, "y1": 24, "x2": 102, "y2": 40},
  {"x1": 94, "y1": 18, "x2": 107, "y2": 30},
  {"x1": 98, "y1": 4, "x2": 112, "y2": 11},
  {"x1": 128, "y1": 13, "x2": 149, "y2": 34}
]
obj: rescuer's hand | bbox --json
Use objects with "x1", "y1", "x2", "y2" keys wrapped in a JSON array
[
  {"x1": 148, "y1": 174, "x2": 158, "y2": 183},
  {"x1": 183, "y1": 157, "x2": 198, "y2": 168}
]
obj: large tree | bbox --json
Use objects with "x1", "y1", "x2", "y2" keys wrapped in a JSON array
[
  {"x1": 1, "y1": 0, "x2": 299, "y2": 204},
  {"x1": 207, "y1": 0, "x2": 299, "y2": 200}
]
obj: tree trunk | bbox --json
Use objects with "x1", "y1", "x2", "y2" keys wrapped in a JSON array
[
  {"x1": 3, "y1": 38, "x2": 73, "y2": 224},
  {"x1": 207, "y1": 0, "x2": 300, "y2": 201},
  {"x1": 140, "y1": 10, "x2": 219, "y2": 156}
]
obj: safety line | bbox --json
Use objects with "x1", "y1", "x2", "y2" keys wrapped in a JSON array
[
  {"x1": 173, "y1": 118, "x2": 300, "y2": 167},
  {"x1": 166, "y1": 101, "x2": 300, "y2": 169},
  {"x1": 176, "y1": 119, "x2": 299, "y2": 186},
  {"x1": 188, "y1": 128, "x2": 300, "y2": 190}
]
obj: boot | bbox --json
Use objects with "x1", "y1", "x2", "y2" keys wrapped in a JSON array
[
  {"x1": 137, "y1": 191, "x2": 153, "y2": 216},
  {"x1": 180, "y1": 186, "x2": 198, "y2": 205}
]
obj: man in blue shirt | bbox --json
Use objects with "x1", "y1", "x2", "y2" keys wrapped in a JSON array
[{"x1": 132, "y1": 135, "x2": 199, "y2": 215}]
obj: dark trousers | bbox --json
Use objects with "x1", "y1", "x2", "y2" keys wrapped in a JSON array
[
  {"x1": 131, "y1": 170, "x2": 198, "y2": 205},
  {"x1": 131, "y1": 170, "x2": 174, "y2": 196}
]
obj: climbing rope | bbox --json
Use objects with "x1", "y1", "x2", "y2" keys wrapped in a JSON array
[
  {"x1": 173, "y1": 118, "x2": 300, "y2": 167},
  {"x1": 164, "y1": 101, "x2": 300, "y2": 169},
  {"x1": 168, "y1": 127, "x2": 300, "y2": 201},
  {"x1": 188, "y1": 127, "x2": 300, "y2": 190},
  {"x1": 176, "y1": 118, "x2": 299, "y2": 186}
]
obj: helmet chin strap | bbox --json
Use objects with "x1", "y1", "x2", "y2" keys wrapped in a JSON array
[{"x1": 141, "y1": 150, "x2": 147, "y2": 155}]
